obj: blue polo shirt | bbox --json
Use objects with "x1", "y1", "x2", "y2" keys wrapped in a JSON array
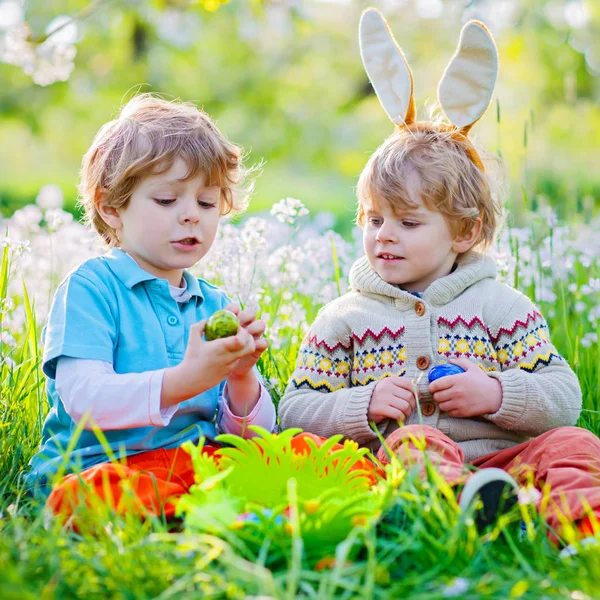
[{"x1": 26, "y1": 248, "x2": 230, "y2": 491}]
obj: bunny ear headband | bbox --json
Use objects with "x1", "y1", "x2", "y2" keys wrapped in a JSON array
[{"x1": 359, "y1": 8, "x2": 498, "y2": 170}]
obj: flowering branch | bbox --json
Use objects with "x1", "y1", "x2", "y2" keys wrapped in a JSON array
[
  {"x1": 0, "y1": 0, "x2": 113, "y2": 86},
  {"x1": 30, "y1": 0, "x2": 110, "y2": 45}
]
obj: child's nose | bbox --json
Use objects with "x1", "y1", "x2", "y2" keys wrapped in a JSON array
[
  {"x1": 179, "y1": 201, "x2": 201, "y2": 224},
  {"x1": 376, "y1": 223, "x2": 398, "y2": 242}
]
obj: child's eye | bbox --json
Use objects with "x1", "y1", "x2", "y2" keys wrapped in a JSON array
[
  {"x1": 402, "y1": 221, "x2": 419, "y2": 228},
  {"x1": 368, "y1": 217, "x2": 383, "y2": 227},
  {"x1": 154, "y1": 198, "x2": 176, "y2": 206},
  {"x1": 198, "y1": 200, "x2": 217, "y2": 209}
]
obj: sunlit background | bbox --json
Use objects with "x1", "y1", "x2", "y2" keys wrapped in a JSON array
[{"x1": 1, "y1": 0, "x2": 599, "y2": 233}]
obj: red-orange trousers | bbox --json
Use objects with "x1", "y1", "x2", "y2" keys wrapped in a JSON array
[
  {"x1": 46, "y1": 433, "x2": 381, "y2": 523},
  {"x1": 47, "y1": 445, "x2": 220, "y2": 520},
  {"x1": 378, "y1": 425, "x2": 600, "y2": 534},
  {"x1": 47, "y1": 426, "x2": 600, "y2": 537}
]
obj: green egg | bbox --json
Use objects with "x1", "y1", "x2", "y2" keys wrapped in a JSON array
[{"x1": 205, "y1": 310, "x2": 239, "y2": 341}]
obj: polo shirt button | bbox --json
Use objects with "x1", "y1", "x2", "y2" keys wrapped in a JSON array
[
  {"x1": 167, "y1": 316, "x2": 178, "y2": 326},
  {"x1": 415, "y1": 301, "x2": 426, "y2": 316},
  {"x1": 421, "y1": 401, "x2": 435, "y2": 417},
  {"x1": 416, "y1": 356, "x2": 430, "y2": 370}
]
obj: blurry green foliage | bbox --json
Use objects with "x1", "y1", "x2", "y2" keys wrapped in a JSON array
[{"x1": 0, "y1": 0, "x2": 599, "y2": 230}]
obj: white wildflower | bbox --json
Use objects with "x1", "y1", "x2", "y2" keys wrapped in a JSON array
[
  {"x1": 442, "y1": 577, "x2": 469, "y2": 597},
  {"x1": 0, "y1": 1, "x2": 23, "y2": 31},
  {"x1": 518, "y1": 486, "x2": 542, "y2": 505},
  {"x1": 270, "y1": 197, "x2": 309, "y2": 225},
  {"x1": 0, "y1": 17, "x2": 78, "y2": 86},
  {"x1": 45, "y1": 208, "x2": 73, "y2": 231},
  {"x1": 2, "y1": 356, "x2": 16, "y2": 369},
  {"x1": 36, "y1": 184, "x2": 64, "y2": 210},
  {"x1": 581, "y1": 333, "x2": 598, "y2": 348},
  {"x1": 0, "y1": 331, "x2": 16, "y2": 347},
  {"x1": 11, "y1": 204, "x2": 42, "y2": 232}
]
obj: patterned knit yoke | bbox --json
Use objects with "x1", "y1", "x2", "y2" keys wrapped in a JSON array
[{"x1": 279, "y1": 252, "x2": 582, "y2": 462}]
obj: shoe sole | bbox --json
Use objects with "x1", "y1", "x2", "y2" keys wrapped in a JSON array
[{"x1": 459, "y1": 468, "x2": 519, "y2": 531}]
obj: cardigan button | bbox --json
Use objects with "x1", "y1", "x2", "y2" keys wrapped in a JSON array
[
  {"x1": 416, "y1": 356, "x2": 430, "y2": 370},
  {"x1": 167, "y1": 315, "x2": 178, "y2": 326},
  {"x1": 414, "y1": 301, "x2": 426, "y2": 316},
  {"x1": 421, "y1": 401, "x2": 436, "y2": 417}
]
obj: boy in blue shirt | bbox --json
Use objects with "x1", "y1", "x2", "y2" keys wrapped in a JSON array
[{"x1": 26, "y1": 94, "x2": 276, "y2": 520}]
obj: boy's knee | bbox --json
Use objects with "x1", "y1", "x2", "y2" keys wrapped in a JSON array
[{"x1": 545, "y1": 426, "x2": 600, "y2": 450}]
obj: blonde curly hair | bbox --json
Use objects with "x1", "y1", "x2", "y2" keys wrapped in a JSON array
[
  {"x1": 79, "y1": 94, "x2": 252, "y2": 246},
  {"x1": 357, "y1": 122, "x2": 504, "y2": 251}
]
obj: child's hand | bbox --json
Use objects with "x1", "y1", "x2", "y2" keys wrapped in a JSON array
[
  {"x1": 162, "y1": 317, "x2": 258, "y2": 407},
  {"x1": 223, "y1": 303, "x2": 268, "y2": 380},
  {"x1": 368, "y1": 376, "x2": 417, "y2": 424},
  {"x1": 428, "y1": 358, "x2": 502, "y2": 418}
]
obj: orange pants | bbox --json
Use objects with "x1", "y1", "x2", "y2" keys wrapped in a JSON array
[
  {"x1": 379, "y1": 425, "x2": 600, "y2": 533},
  {"x1": 46, "y1": 433, "x2": 382, "y2": 523},
  {"x1": 47, "y1": 445, "x2": 220, "y2": 521}
]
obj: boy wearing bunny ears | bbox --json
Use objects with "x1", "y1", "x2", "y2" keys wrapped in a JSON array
[{"x1": 280, "y1": 9, "x2": 600, "y2": 545}]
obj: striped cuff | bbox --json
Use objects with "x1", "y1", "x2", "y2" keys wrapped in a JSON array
[
  {"x1": 484, "y1": 370, "x2": 528, "y2": 430},
  {"x1": 342, "y1": 383, "x2": 378, "y2": 444}
]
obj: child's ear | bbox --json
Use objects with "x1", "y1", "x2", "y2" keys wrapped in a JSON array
[
  {"x1": 452, "y1": 218, "x2": 482, "y2": 253},
  {"x1": 95, "y1": 190, "x2": 122, "y2": 230}
]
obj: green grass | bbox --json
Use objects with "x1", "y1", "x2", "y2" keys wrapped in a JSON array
[{"x1": 1, "y1": 214, "x2": 600, "y2": 599}]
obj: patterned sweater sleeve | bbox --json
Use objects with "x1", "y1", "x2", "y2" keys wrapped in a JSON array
[
  {"x1": 278, "y1": 312, "x2": 379, "y2": 445},
  {"x1": 484, "y1": 293, "x2": 582, "y2": 435}
]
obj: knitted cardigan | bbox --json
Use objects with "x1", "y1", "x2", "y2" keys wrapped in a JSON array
[{"x1": 279, "y1": 252, "x2": 582, "y2": 462}]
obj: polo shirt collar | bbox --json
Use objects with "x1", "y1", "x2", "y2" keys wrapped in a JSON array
[{"x1": 104, "y1": 248, "x2": 204, "y2": 300}]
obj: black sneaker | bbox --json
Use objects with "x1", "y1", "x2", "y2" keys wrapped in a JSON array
[{"x1": 459, "y1": 468, "x2": 519, "y2": 530}]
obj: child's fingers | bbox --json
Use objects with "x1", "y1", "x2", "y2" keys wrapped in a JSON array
[
  {"x1": 428, "y1": 377, "x2": 455, "y2": 394},
  {"x1": 221, "y1": 334, "x2": 245, "y2": 353},
  {"x1": 223, "y1": 303, "x2": 241, "y2": 316},
  {"x1": 375, "y1": 405, "x2": 408, "y2": 422},
  {"x1": 246, "y1": 320, "x2": 266, "y2": 337},
  {"x1": 432, "y1": 389, "x2": 455, "y2": 403},
  {"x1": 191, "y1": 320, "x2": 206, "y2": 338},
  {"x1": 237, "y1": 308, "x2": 257, "y2": 327},
  {"x1": 388, "y1": 387, "x2": 416, "y2": 408},
  {"x1": 226, "y1": 328, "x2": 256, "y2": 356},
  {"x1": 387, "y1": 396, "x2": 413, "y2": 415},
  {"x1": 392, "y1": 376, "x2": 419, "y2": 392},
  {"x1": 254, "y1": 338, "x2": 268, "y2": 352}
]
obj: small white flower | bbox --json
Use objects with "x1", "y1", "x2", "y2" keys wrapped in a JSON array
[
  {"x1": 45, "y1": 208, "x2": 73, "y2": 231},
  {"x1": 0, "y1": 1, "x2": 23, "y2": 31},
  {"x1": 0, "y1": 18, "x2": 78, "y2": 86},
  {"x1": 581, "y1": 332, "x2": 598, "y2": 348},
  {"x1": 442, "y1": 577, "x2": 469, "y2": 597},
  {"x1": 0, "y1": 331, "x2": 16, "y2": 347},
  {"x1": 270, "y1": 197, "x2": 309, "y2": 225},
  {"x1": 518, "y1": 486, "x2": 542, "y2": 505},
  {"x1": 12, "y1": 204, "x2": 42, "y2": 230},
  {"x1": 36, "y1": 184, "x2": 64, "y2": 210},
  {"x1": 2, "y1": 356, "x2": 16, "y2": 369}
]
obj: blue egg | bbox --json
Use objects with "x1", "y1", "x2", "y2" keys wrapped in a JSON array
[{"x1": 428, "y1": 363, "x2": 465, "y2": 383}]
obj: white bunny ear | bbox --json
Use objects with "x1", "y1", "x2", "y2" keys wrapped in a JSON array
[
  {"x1": 438, "y1": 20, "x2": 498, "y2": 134},
  {"x1": 359, "y1": 8, "x2": 416, "y2": 127}
]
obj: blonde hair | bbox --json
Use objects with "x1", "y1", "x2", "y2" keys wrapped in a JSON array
[
  {"x1": 79, "y1": 93, "x2": 251, "y2": 246},
  {"x1": 356, "y1": 122, "x2": 503, "y2": 250}
]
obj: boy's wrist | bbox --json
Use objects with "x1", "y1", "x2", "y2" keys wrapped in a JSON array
[
  {"x1": 161, "y1": 363, "x2": 197, "y2": 408},
  {"x1": 226, "y1": 372, "x2": 261, "y2": 416},
  {"x1": 484, "y1": 377, "x2": 503, "y2": 414}
]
